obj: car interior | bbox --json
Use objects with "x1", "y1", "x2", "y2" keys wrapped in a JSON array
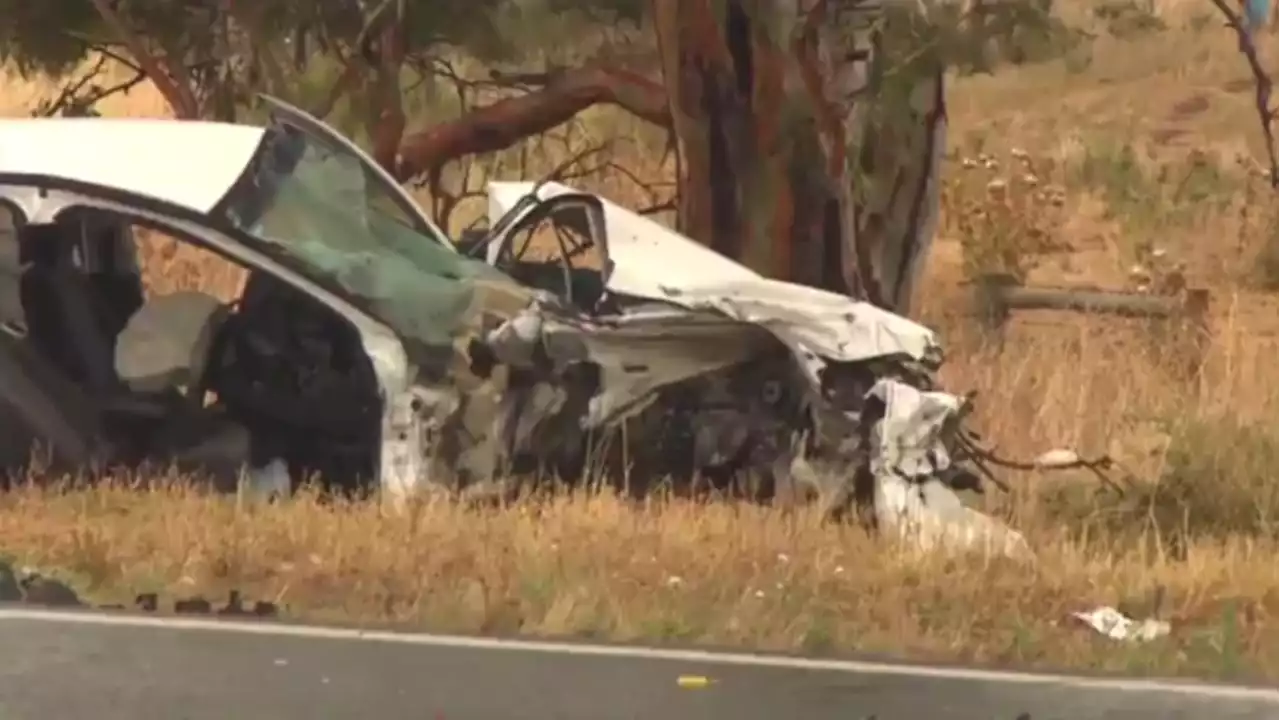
[
  {"x1": 17, "y1": 218, "x2": 143, "y2": 393},
  {"x1": 494, "y1": 198, "x2": 616, "y2": 314},
  {"x1": 1, "y1": 209, "x2": 252, "y2": 480},
  {"x1": 1, "y1": 206, "x2": 380, "y2": 489}
]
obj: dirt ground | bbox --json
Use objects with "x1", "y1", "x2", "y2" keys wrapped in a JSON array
[{"x1": 1, "y1": 6, "x2": 1276, "y2": 680}]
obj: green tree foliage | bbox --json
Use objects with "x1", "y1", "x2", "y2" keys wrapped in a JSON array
[
  {"x1": 0, "y1": 0, "x2": 647, "y2": 78},
  {"x1": 0, "y1": 0, "x2": 103, "y2": 75},
  {"x1": 0, "y1": 0, "x2": 579, "y2": 119}
]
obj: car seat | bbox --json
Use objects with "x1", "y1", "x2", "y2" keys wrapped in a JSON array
[{"x1": 17, "y1": 222, "x2": 120, "y2": 393}]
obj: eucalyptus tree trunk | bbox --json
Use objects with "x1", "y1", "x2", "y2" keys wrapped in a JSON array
[{"x1": 650, "y1": 0, "x2": 946, "y2": 314}]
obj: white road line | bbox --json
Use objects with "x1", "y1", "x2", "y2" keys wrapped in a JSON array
[{"x1": 1, "y1": 607, "x2": 1275, "y2": 701}]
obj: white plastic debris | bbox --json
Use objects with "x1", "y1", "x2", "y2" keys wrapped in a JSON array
[
  {"x1": 1033, "y1": 448, "x2": 1082, "y2": 469},
  {"x1": 1072, "y1": 606, "x2": 1171, "y2": 642}
]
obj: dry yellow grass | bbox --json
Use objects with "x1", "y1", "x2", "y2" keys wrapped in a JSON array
[
  {"x1": 1, "y1": 481, "x2": 1276, "y2": 679},
  {"x1": 0, "y1": 7, "x2": 1275, "y2": 680}
]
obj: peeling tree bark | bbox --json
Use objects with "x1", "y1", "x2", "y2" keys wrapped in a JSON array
[{"x1": 650, "y1": 0, "x2": 947, "y2": 314}]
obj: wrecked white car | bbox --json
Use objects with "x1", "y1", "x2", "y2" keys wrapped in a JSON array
[{"x1": 0, "y1": 95, "x2": 1037, "y2": 547}]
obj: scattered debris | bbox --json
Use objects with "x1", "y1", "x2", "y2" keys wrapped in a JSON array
[
  {"x1": 0, "y1": 561, "x2": 278, "y2": 618},
  {"x1": 18, "y1": 571, "x2": 82, "y2": 607},
  {"x1": 175, "y1": 597, "x2": 213, "y2": 615},
  {"x1": 1072, "y1": 606, "x2": 1172, "y2": 642}
]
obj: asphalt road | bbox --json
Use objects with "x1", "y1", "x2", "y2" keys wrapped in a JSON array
[{"x1": 0, "y1": 608, "x2": 1275, "y2": 720}]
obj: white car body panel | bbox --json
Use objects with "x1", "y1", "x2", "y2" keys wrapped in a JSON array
[
  {"x1": 0, "y1": 118, "x2": 264, "y2": 213},
  {"x1": 0, "y1": 115, "x2": 425, "y2": 508},
  {"x1": 485, "y1": 181, "x2": 759, "y2": 290},
  {"x1": 485, "y1": 180, "x2": 941, "y2": 373}
]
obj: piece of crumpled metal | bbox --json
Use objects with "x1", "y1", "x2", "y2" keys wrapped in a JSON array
[
  {"x1": 867, "y1": 379, "x2": 1031, "y2": 559},
  {"x1": 479, "y1": 271, "x2": 1029, "y2": 560}
]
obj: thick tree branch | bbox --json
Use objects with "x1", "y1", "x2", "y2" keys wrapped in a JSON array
[{"x1": 393, "y1": 67, "x2": 671, "y2": 181}]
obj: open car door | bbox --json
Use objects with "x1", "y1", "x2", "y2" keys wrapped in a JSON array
[
  {"x1": 485, "y1": 189, "x2": 614, "y2": 314},
  {"x1": 255, "y1": 94, "x2": 450, "y2": 249}
]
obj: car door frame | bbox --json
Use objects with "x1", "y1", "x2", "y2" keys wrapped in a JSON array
[
  {"x1": 0, "y1": 175, "x2": 427, "y2": 505},
  {"x1": 0, "y1": 196, "x2": 26, "y2": 338},
  {"x1": 484, "y1": 190, "x2": 615, "y2": 310},
  {"x1": 256, "y1": 94, "x2": 454, "y2": 250}
]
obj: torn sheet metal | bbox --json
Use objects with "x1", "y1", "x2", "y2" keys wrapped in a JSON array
[
  {"x1": 485, "y1": 304, "x2": 757, "y2": 430},
  {"x1": 486, "y1": 180, "x2": 759, "y2": 295},
  {"x1": 867, "y1": 379, "x2": 1030, "y2": 558},
  {"x1": 867, "y1": 379, "x2": 960, "y2": 478},
  {"x1": 536, "y1": 310, "x2": 768, "y2": 428},
  {"x1": 479, "y1": 181, "x2": 1031, "y2": 545},
  {"x1": 646, "y1": 279, "x2": 940, "y2": 368},
  {"x1": 485, "y1": 181, "x2": 943, "y2": 374}
]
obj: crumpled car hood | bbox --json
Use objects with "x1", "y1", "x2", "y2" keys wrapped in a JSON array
[
  {"x1": 486, "y1": 181, "x2": 942, "y2": 372},
  {"x1": 482, "y1": 183, "x2": 1031, "y2": 558},
  {"x1": 641, "y1": 279, "x2": 939, "y2": 382}
]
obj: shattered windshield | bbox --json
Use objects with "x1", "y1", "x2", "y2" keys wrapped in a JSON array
[{"x1": 217, "y1": 124, "x2": 523, "y2": 346}]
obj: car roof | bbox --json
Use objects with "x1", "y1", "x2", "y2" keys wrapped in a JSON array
[{"x1": 0, "y1": 117, "x2": 266, "y2": 214}]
